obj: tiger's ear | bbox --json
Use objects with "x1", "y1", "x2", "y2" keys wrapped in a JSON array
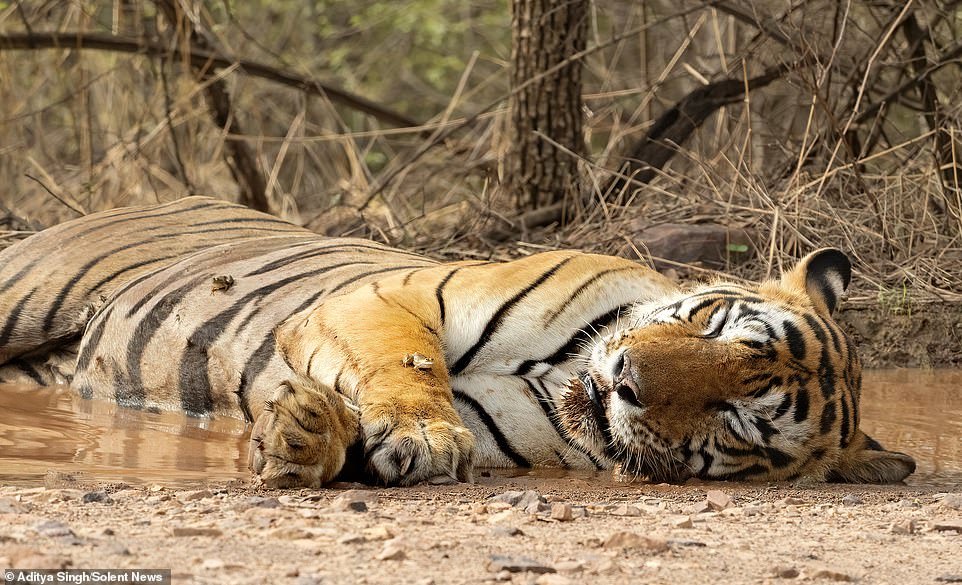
[
  {"x1": 828, "y1": 431, "x2": 916, "y2": 484},
  {"x1": 781, "y1": 248, "x2": 852, "y2": 315}
]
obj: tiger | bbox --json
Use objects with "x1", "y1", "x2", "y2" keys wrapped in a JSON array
[{"x1": 0, "y1": 197, "x2": 915, "y2": 486}]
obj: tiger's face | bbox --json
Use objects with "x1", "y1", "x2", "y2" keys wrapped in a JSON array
[{"x1": 560, "y1": 249, "x2": 916, "y2": 484}]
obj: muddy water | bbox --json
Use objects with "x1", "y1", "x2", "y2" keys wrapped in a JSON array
[{"x1": 0, "y1": 370, "x2": 959, "y2": 487}]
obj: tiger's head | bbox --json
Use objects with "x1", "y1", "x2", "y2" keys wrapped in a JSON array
[{"x1": 560, "y1": 249, "x2": 915, "y2": 484}]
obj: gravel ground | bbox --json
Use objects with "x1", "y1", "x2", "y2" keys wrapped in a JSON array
[{"x1": 1, "y1": 472, "x2": 960, "y2": 585}]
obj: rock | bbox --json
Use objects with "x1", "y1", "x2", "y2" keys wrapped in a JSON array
[
  {"x1": 109, "y1": 489, "x2": 143, "y2": 502},
  {"x1": 550, "y1": 503, "x2": 573, "y2": 521},
  {"x1": 495, "y1": 570, "x2": 512, "y2": 581},
  {"x1": 690, "y1": 500, "x2": 712, "y2": 514},
  {"x1": 177, "y1": 489, "x2": 213, "y2": 502},
  {"x1": 779, "y1": 497, "x2": 806, "y2": 506},
  {"x1": 936, "y1": 575, "x2": 962, "y2": 583},
  {"x1": 610, "y1": 504, "x2": 643, "y2": 517},
  {"x1": 489, "y1": 526, "x2": 523, "y2": 538},
  {"x1": 516, "y1": 490, "x2": 546, "y2": 511},
  {"x1": 234, "y1": 496, "x2": 280, "y2": 511},
  {"x1": 705, "y1": 490, "x2": 731, "y2": 511},
  {"x1": 34, "y1": 520, "x2": 74, "y2": 538},
  {"x1": 672, "y1": 516, "x2": 694, "y2": 529},
  {"x1": 489, "y1": 491, "x2": 525, "y2": 506},
  {"x1": 535, "y1": 575, "x2": 573, "y2": 585},
  {"x1": 772, "y1": 566, "x2": 800, "y2": 578},
  {"x1": 82, "y1": 491, "x2": 112, "y2": 504},
  {"x1": 487, "y1": 510, "x2": 518, "y2": 524},
  {"x1": 602, "y1": 531, "x2": 670, "y2": 553},
  {"x1": 270, "y1": 527, "x2": 312, "y2": 540},
  {"x1": 631, "y1": 223, "x2": 754, "y2": 270},
  {"x1": 487, "y1": 555, "x2": 556, "y2": 574},
  {"x1": 840, "y1": 495, "x2": 863, "y2": 506},
  {"x1": 940, "y1": 494, "x2": 962, "y2": 510},
  {"x1": 485, "y1": 502, "x2": 513, "y2": 513},
  {"x1": 332, "y1": 490, "x2": 376, "y2": 512},
  {"x1": 553, "y1": 560, "x2": 585, "y2": 573},
  {"x1": 170, "y1": 526, "x2": 223, "y2": 537},
  {"x1": 363, "y1": 525, "x2": 395, "y2": 541},
  {"x1": 0, "y1": 497, "x2": 29, "y2": 514},
  {"x1": 932, "y1": 520, "x2": 962, "y2": 533},
  {"x1": 337, "y1": 533, "x2": 366, "y2": 545},
  {"x1": 202, "y1": 558, "x2": 225, "y2": 570},
  {"x1": 809, "y1": 569, "x2": 854, "y2": 582},
  {"x1": 375, "y1": 539, "x2": 406, "y2": 561},
  {"x1": 889, "y1": 519, "x2": 917, "y2": 535}
]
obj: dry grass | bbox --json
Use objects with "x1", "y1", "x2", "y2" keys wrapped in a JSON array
[{"x1": 2, "y1": 1, "x2": 961, "y2": 307}]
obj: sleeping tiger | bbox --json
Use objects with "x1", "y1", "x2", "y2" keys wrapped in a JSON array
[{"x1": 0, "y1": 197, "x2": 915, "y2": 486}]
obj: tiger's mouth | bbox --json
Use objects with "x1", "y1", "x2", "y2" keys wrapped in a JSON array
[{"x1": 562, "y1": 371, "x2": 694, "y2": 484}]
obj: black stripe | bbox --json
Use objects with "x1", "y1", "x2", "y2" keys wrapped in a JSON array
[
  {"x1": 819, "y1": 401, "x2": 837, "y2": 434},
  {"x1": 793, "y1": 386, "x2": 810, "y2": 422},
  {"x1": 839, "y1": 389, "x2": 851, "y2": 448},
  {"x1": 242, "y1": 242, "x2": 387, "y2": 277},
  {"x1": 453, "y1": 389, "x2": 530, "y2": 467},
  {"x1": 0, "y1": 287, "x2": 37, "y2": 347},
  {"x1": 542, "y1": 267, "x2": 633, "y2": 326},
  {"x1": 434, "y1": 267, "x2": 461, "y2": 326},
  {"x1": 782, "y1": 320, "x2": 807, "y2": 361},
  {"x1": 523, "y1": 379, "x2": 604, "y2": 470},
  {"x1": 7, "y1": 359, "x2": 45, "y2": 385},
  {"x1": 514, "y1": 306, "x2": 624, "y2": 376},
  {"x1": 451, "y1": 257, "x2": 575, "y2": 375},
  {"x1": 75, "y1": 305, "x2": 115, "y2": 376}
]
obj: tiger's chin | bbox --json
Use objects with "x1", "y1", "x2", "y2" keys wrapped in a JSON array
[{"x1": 558, "y1": 375, "x2": 692, "y2": 484}]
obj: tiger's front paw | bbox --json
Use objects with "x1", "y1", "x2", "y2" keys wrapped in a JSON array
[
  {"x1": 248, "y1": 375, "x2": 360, "y2": 488},
  {"x1": 361, "y1": 401, "x2": 475, "y2": 486}
]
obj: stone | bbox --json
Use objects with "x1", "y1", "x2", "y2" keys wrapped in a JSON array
[
  {"x1": 489, "y1": 526, "x2": 523, "y2": 538},
  {"x1": 610, "y1": 504, "x2": 643, "y2": 517},
  {"x1": 939, "y1": 494, "x2": 962, "y2": 510},
  {"x1": 82, "y1": 491, "x2": 112, "y2": 504},
  {"x1": 779, "y1": 497, "x2": 806, "y2": 506},
  {"x1": 488, "y1": 491, "x2": 525, "y2": 506},
  {"x1": 331, "y1": 490, "x2": 376, "y2": 512},
  {"x1": 34, "y1": 520, "x2": 74, "y2": 538},
  {"x1": 840, "y1": 495, "x2": 863, "y2": 506},
  {"x1": 630, "y1": 223, "x2": 754, "y2": 270},
  {"x1": 375, "y1": 539, "x2": 406, "y2": 561},
  {"x1": 516, "y1": 490, "x2": 546, "y2": 510},
  {"x1": 485, "y1": 502, "x2": 513, "y2": 513},
  {"x1": 337, "y1": 533, "x2": 366, "y2": 545},
  {"x1": 550, "y1": 503, "x2": 573, "y2": 521},
  {"x1": 487, "y1": 555, "x2": 556, "y2": 574},
  {"x1": 271, "y1": 527, "x2": 312, "y2": 540},
  {"x1": 809, "y1": 569, "x2": 854, "y2": 582},
  {"x1": 772, "y1": 566, "x2": 800, "y2": 579},
  {"x1": 936, "y1": 575, "x2": 962, "y2": 583},
  {"x1": 690, "y1": 500, "x2": 712, "y2": 514},
  {"x1": 495, "y1": 570, "x2": 512, "y2": 581},
  {"x1": 889, "y1": 519, "x2": 917, "y2": 535},
  {"x1": 202, "y1": 558, "x2": 225, "y2": 570},
  {"x1": 932, "y1": 520, "x2": 962, "y2": 533},
  {"x1": 602, "y1": 531, "x2": 670, "y2": 553},
  {"x1": 672, "y1": 516, "x2": 694, "y2": 529},
  {"x1": 170, "y1": 526, "x2": 223, "y2": 537},
  {"x1": 553, "y1": 560, "x2": 585, "y2": 573},
  {"x1": 234, "y1": 496, "x2": 280, "y2": 511},
  {"x1": 363, "y1": 525, "x2": 395, "y2": 541},
  {"x1": 487, "y1": 510, "x2": 518, "y2": 524},
  {"x1": 705, "y1": 490, "x2": 731, "y2": 511},
  {"x1": 0, "y1": 497, "x2": 29, "y2": 514},
  {"x1": 177, "y1": 489, "x2": 213, "y2": 502},
  {"x1": 535, "y1": 575, "x2": 573, "y2": 585}
]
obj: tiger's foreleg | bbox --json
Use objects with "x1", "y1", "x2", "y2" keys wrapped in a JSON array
[{"x1": 261, "y1": 277, "x2": 475, "y2": 486}]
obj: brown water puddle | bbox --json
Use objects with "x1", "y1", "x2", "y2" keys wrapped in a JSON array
[{"x1": 0, "y1": 370, "x2": 959, "y2": 488}]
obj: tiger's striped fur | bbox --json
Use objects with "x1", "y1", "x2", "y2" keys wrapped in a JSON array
[{"x1": 0, "y1": 199, "x2": 915, "y2": 486}]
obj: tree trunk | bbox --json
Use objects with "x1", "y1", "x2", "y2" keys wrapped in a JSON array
[{"x1": 507, "y1": 0, "x2": 588, "y2": 212}]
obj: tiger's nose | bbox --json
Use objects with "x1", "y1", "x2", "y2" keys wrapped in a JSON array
[{"x1": 612, "y1": 352, "x2": 643, "y2": 408}]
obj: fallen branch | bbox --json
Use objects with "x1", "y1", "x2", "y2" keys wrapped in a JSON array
[{"x1": 0, "y1": 31, "x2": 420, "y2": 129}]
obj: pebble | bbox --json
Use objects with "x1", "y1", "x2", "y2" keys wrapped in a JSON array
[
  {"x1": 778, "y1": 497, "x2": 806, "y2": 506},
  {"x1": 771, "y1": 565, "x2": 800, "y2": 579},
  {"x1": 489, "y1": 526, "x2": 523, "y2": 538},
  {"x1": 932, "y1": 520, "x2": 962, "y2": 533},
  {"x1": 489, "y1": 491, "x2": 525, "y2": 506},
  {"x1": 690, "y1": 500, "x2": 713, "y2": 514},
  {"x1": 889, "y1": 519, "x2": 917, "y2": 535},
  {"x1": 82, "y1": 491, "x2": 112, "y2": 504},
  {"x1": 517, "y1": 491, "x2": 546, "y2": 511},
  {"x1": 487, "y1": 554, "x2": 556, "y2": 574},
  {"x1": 672, "y1": 515, "x2": 694, "y2": 529},
  {"x1": 610, "y1": 503, "x2": 643, "y2": 517},
  {"x1": 202, "y1": 558, "x2": 225, "y2": 570},
  {"x1": 495, "y1": 570, "x2": 512, "y2": 581},
  {"x1": 550, "y1": 503, "x2": 573, "y2": 521},
  {"x1": 602, "y1": 531, "x2": 670, "y2": 553},
  {"x1": 332, "y1": 490, "x2": 377, "y2": 512},
  {"x1": 363, "y1": 525, "x2": 395, "y2": 541},
  {"x1": 234, "y1": 496, "x2": 280, "y2": 511},
  {"x1": 706, "y1": 490, "x2": 732, "y2": 511},
  {"x1": 170, "y1": 526, "x2": 223, "y2": 537},
  {"x1": 337, "y1": 532, "x2": 366, "y2": 545},
  {"x1": 840, "y1": 495, "x2": 863, "y2": 506},
  {"x1": 809, "y1": 569, "x2": 854, "y2": 582},
  {"x1": 487, "y1": 510, "x2": 518, "y2": 524},
  {"x1": 375, "y1": 538, "x2": 407, "y2": 561}
]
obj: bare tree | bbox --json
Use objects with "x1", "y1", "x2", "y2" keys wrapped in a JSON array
[{"x1": 506, "y1": 0, "x2": 588, "y2": 212}]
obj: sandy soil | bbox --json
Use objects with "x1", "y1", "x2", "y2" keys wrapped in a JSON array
[{"x1": 1, "y1": 473, "x2": 960, "y2": 585}]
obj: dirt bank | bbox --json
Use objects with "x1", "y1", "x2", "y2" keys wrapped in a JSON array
[
  {"x1": 1, "y1": 474, "x2": 959, "y2": 585},
  {"x1": 838, "y1": 303, "x2": 962, "y2": 369}
]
